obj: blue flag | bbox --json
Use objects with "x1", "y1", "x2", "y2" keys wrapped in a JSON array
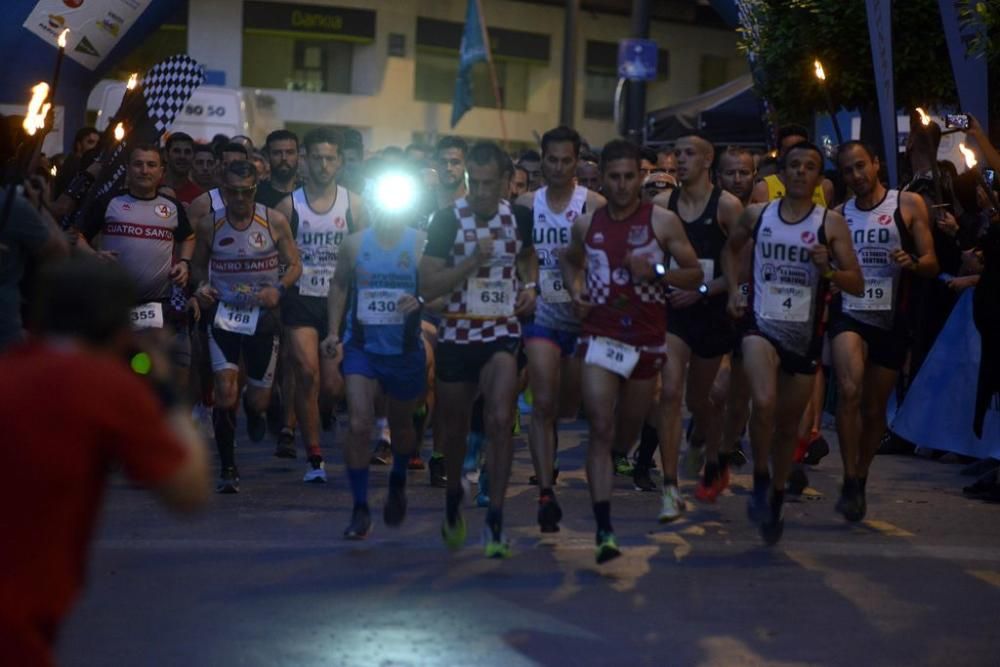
[
  {"x1": 865, "y1": 0, "x2": 898, "y2": 188},
  {"x1": 451, "y1": 0, "x2": 488, "y2": 128},
  {"x1": 938, "y1": 0, "x2": 989, "y2": 135}
]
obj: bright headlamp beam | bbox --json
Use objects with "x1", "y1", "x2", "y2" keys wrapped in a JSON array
[{"x1": 374, "y1": 172, "x2": 417, "y2": 214}]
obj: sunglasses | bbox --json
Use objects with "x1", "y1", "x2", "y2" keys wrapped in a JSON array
[{"x1": 224, "y1": 185, "x2": 257, "y2": 196}]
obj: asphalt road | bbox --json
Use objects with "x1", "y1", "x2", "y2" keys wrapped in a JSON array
[{"x1": 57, "y1": 415, "x2": 1000, "y2": 666}]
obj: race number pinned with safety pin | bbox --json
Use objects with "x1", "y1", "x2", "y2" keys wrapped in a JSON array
[
  {"x1": 467, "y1": 278, "x2": 515, "y2": 318},
  {"x1": 585, "y1": 336, "x2": 640, "y2": 378},
  {"x1": 761, "y1": 284, "x2": 811, "y2": 322},
  {"x1": 214, "y1": 301, "x2": 260, "y2": 335},
  {"x1": 130, "y1": 302, "x2": 164, "y2": 330},
  {"x1": 359, "y1": 288, "x2": 406, "y2": 325},
  {"x1": 844, "y1": 277, "x2": 892, "y2": 311},
  {"x1": 540, "y1": 268, "x2": 571, "y2": 303}
]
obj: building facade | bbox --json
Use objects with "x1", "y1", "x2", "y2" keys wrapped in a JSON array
[{"x1": 104, "y1": 0, "x2": 746, "y2": 150}]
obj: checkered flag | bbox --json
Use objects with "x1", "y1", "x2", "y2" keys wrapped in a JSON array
[
  {"x1": 141, "y1": 54, "x2": 206, "y2": 135},
  {"x1": 68, "y1": 55, "x2": 205, "y2": 228}
]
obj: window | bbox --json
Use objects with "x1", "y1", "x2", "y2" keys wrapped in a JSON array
[
  {"x1": 241, "y1": 2, "x2": 375, "y2": 94},
  {"x1": 584, "y1": 41, "x2": 669, "y2": 121},
  {"x1": 414, "y1": 51, "x2": 529, "y2": 112},
  {"x1": 413, "y1": 18, "x2": 548, "y2": 113}
]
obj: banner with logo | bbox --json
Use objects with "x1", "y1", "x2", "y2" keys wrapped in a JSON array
[
  {"x1": 864, "y1": 0, "x2": 898, "y2": 188},
  {"x1": 938, "y1": 0, "x2": 989, "y2": 135},
  {"x1": 22, "y1": 0, "x2": 152, "y2": 71},
  {"x1": 892, "y1": 290, "x2": 1000, "y2": 458}
]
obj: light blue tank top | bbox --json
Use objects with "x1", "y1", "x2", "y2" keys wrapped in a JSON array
[{"x1": 345, "y1": 227, "x2": 422, "y2": 355}]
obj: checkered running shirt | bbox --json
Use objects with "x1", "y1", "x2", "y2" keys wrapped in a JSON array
[{"x1": 425, "y1": 199, "x2": 533, "y2": 344}]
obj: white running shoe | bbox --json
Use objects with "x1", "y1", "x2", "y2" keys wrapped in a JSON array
[
  {"x1": 303, "y1": 459, "x2": 327, "y2": 483},
  {"x1": 658, "y1": 484, "x2": 687, "y2": 523}
]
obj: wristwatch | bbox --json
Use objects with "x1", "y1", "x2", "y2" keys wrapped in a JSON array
[{"x1": 523, "y1": 281, "x2": 540, "y2": 295}]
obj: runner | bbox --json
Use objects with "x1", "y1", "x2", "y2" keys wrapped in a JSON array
[
  {"x1": 162, "y1": 132, "x2": 203, "y2": 205},
  {"x1": 256, "y1": 130, "x2": 302, "y2": 208},
  {"x1": 510, "y1": 165, "x2": 529, "y2": 199},
  {"x1": 191, "y1": 143, "x2": 218, "y2": 191},
  {"x1": 186, "y1": 142, "x2": 250, "y2": 224},
  {"x1": 78, "y1": 144, "x2": 194, "y2": 386},
  {"x1": 515, "y1": 126, "x2": 606, "y2": 532},
  {"x1": 751, "y1": 125, "x2": 835, "y2": 206},
  {"x1": 646, "y1": 132, "x2": 744, "y2": 514},
  {"x1": 191, "y1": 160, "x2": 302, "y2": 493},
  {"x1": 322, "y1": 171, "x2": 427, "y2": 538},
  {"x1": 722, "y1": 141, "x2": 863, "y2": 544},
  {"x1": 562, "y1": 139, "x2": 703, "y2": 563},
  {"x1": 576, "y1": 159, "x2": 601, "y2": 193},
  {"x1": 517, "y1": 149, "x2": 543, "y2": 192},
  {"x1": 274, "y1": 128, "x2": 365, "y2": 482},
  {"x1": 831, "y1": 141, "x2": 938, "y2": 521},
  {"x1": 419, "y1": 141, "x2": 538, "y2": 558}
]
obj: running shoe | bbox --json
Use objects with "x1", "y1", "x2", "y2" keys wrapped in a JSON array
[
  {"x1": 792, "y1": 436, "x2": 810, "y2": 464},
  {"x1": 441, "y1": 512, "x2": 467, "y2": 551},
  {"x1": 835, "y1": 478, "x2": 865, "y2": 522},
  {"x1": 217, "y1": 466, "x2": 240, "y2": 494},
  {"x1": 243, "y1": 392, "x2": 266, "y2": 443},
  {"x1": 760, "y1": 491, "x2": 785, "y2": 545},
  {"x1": 344, "y1": 505, "x2": 372, "y2": 540},
  {"x1": 786, "y1": 467, "x2": 809, "y2": 496},
  {"x1": 274, "y1": 427, "x2": 296, "y2": 459},
  {"x1": 384, "y1": 479, "x2": 407, "y2": 526},
  {"x1": 370, "y1": 439, "x2": 392, "y2": 466},
  {"x1": 803, "y1": 435, "x2": 831, "y2": 465},
  {"x1": 658, "y1": 485, "x2": 686, "y2": 523},
  {"x1": 613, "y1": 452, "x2": 634, "y2": 476},
  {"x1": 721, "y1": 443, "x2": 747, "y2": 469},
  {"x1": 682, "y1": 442, "x2": 705, "y2": 478},
  {"x1": 632, "y1": 464, "x2": 658, "y2": 492},
  {"x1": 483, "y1": 526, "x2": 512, "y2": 559},
  {"x1": 537, "y1": 494, "x2": 563, "y2": 533},
  {"x1": 595, "y1": 530, "x2": 622, "y2": 564},
  {"x1": 303, "y1": 456, "x2": 327, "y2": 483},
  {"x1": 695, "y1": 476, "x2": 722, "y2": 504},
  {"x1": 407, "y1": 453, "x2": 425, "y2": 470},
  {"x1": 429, "y1": 455, "x2": 447, "y2": 487}
]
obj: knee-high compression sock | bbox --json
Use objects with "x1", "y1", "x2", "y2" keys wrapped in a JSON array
[
  {"x1": 390, "y1": 453, "x2": 408, "y2": 487},
  {"x1": 346, "y1": 468, "x2": 369, "y2": 509},
  {"x1": 593, "y1": 501, "x2": 613, "y2": 534},
  {"x1": 486, "y1": 507, "x2": 503, "y2": 540},
  {"x1": 446, "y1": 488, "x2": 463, "y2": 524},
  {"x1": 635, "y1": 423, "x2": 659, "y2": 468},
  {"x1": 213, "y1": 407, "x2": 237, "y2": 469}
]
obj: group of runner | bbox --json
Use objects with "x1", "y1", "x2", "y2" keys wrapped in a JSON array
[{"x1": 80, "y1": 121, "x2": 938, "y2": 563}]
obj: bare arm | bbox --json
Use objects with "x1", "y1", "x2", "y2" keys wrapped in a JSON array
[
  {"x1": 898, "y1": 191, "x2": 939, "y2": 278},
  {"x1": 750, "y1": 179, "x2": 770, "y2": 204},
  {"x1": 326, "y1": 231, "x2": 358, "y2": 342},
  {"x1": 514, "y1": 192, "x2": 534, "y2": 209},
  {"x1": 153, "y1": 410, "x2": 210, "y2": 513},
  {"x1": 560, "y1": 212, "x2": 591, "y2": 299},
  {"x1": 707, "y1": 190, "x2": 745, "y2": 297},
  {"x1": 349, "y1": 191, "x2": 368, "y2": 231},
  {"x1": 269, "y1": 209, "x2": 302, "y2": 290},
  {"x1": 585, "y1": 190, "x2": 607, "y2": 212},
  {"x1": 969, "y1": 115, "x2": 1000, "y2": 175},
  {"x1": 651, "y1": 206, "x2": 703, "y2": 289},
  {"x1": 822, "y1": 210, "x2": 865, "y2": 296},
  {"x1": 822, "y1": 178, "x2": 836, "y2": 208},
  {"x1": 190, "y1": 213, "x2": 215, "y2": 289}
]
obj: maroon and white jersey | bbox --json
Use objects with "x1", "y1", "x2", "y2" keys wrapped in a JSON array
[
  {"x1": 424, "y1": 198, "x2": 534, "y2": 344},
  {"x1": 86, "y1": 191, "x2": 192, "y2": 301},
  {"x1": 583, "y1": 201, "x2": 667, "y2": 348}
]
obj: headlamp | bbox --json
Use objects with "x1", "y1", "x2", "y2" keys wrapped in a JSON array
[{"x1": 373, "y1": 171, "x2": 418, "y2": 215}]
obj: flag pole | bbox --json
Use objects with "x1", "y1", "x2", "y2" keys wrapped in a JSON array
[{"x1": 473, "y1": 0, "x2": 508, "y2": 149}]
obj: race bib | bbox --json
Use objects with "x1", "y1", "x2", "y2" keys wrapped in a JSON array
[
  {"x1": 358, "y1": 288, "x2": 406, "y2": 325},
  {"x1": 761, "y1": 284, "x2": 812, "y2": 323},
  {"x1": 584, "y1": 336, "x2": 640, "y2": 378},
  {"x1": 844, "y1": 277, "x2": 892, "y2": 312},
  {"x1": 540, "y1": 268, "x2": 571, "y2": 304},
  {"x1": 298, "y1": 265, "x2": 334, "y2": 297},
  {"x1": 467, "y1": 278, "x2": 515, "y2": 318},
  {"x1": 214, "y1": 301, "x2": 260, "y2": 335},
  {"x1": 737, "y1": 282, "x2": 750, "y2": 309},
  {"x1": 669, "y1": 257, "x2": 715, "y2": 280},
  {"x1": 130, "y1": 302, "x2": 164, "y2": 330}
]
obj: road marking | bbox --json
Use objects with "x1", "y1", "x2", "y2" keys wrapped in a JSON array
[
  {"x1": 860, "y1": 519, "x2": 914, "y2": 537},
  {"x1": 967, "y1": 570, "x2": 1000, "y2": 589}
]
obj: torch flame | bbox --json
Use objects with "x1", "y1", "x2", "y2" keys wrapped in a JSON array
[
  {"x1": 915, "y1": 107, "x2": 931, "y2": 126},
  {"x1": 959, "y1": 143, "x2": 977, "y2": 170},
  {"x1": 22, "y1": 82, "x2": 51, "y2": 136},
  {"x1": 57, "y1": 28, "x2": 69, "y2": 49},
  {"x1": 127, "y1": 73, "x2": 138, "y2": 90},
  {"x1": 813, "y1": 59, "x2": 826, "y2": 81},
  {"x1": 50, "y1": 165, "x2": 58, "y2": 177},
  {"x1": 114, "y1": 123, "x2": 125, "y2": 142}
]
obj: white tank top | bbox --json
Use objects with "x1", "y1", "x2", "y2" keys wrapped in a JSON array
[
  {"x1": 751, "y1": 201, "x2": 828, "y2": 356},
  {"x1": 840, "y1": 189, "x2": 906, "y2": 330},
  {"x1": 291, "y1": 185, "x2": 351, "y2": 298},
  {"x1": 532, "y1": 185, "x2": 588, "y2": 331},
  {"x1": 209, "y1": 188, "x2": 224, "y2": 215}
]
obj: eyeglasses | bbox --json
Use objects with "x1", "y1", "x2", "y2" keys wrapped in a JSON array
[{"x1": 224, "y1": 185, "x2": 257, "y2": 196}]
